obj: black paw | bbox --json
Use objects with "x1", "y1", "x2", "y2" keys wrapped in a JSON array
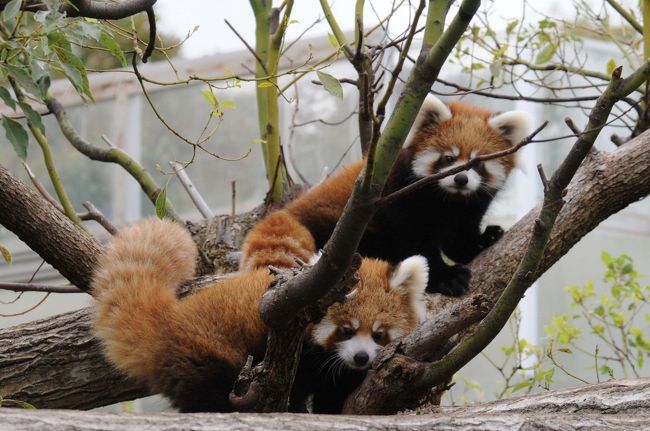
[
  {"x1": 427, "y1": 264, "x2": 471, "y2": 296},
  {"x1": 479, "y1": 225, "x2": 504, "y2": 249}
]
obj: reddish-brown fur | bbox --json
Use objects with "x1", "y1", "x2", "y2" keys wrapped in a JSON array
[
  {"x1": 241, "y1": 98, "x2": 525, "y2": 296},
  {"x1": 93, "y1": 218, "x2": 425, "y2": 412}
]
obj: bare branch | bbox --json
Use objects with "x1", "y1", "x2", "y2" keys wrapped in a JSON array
[
  {"x1": 0, "y1": 283, "x2": 83, "y2": 294},
  {"x1": 170, "y1": 162, "x2": 215, "y2": 219}
]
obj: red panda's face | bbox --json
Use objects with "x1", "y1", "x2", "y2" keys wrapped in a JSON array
[
  {"x1": 406, "y1": 96, "x2": 531, "y2": 196},
  {"x1": 309, "y1": 256, "x2": 428, "y2": 370}
]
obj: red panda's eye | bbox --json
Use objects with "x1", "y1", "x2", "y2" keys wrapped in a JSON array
[
  {"x1": 444, "y1": 155, "x2": 455, "y2": 163},
  {"x1": 372, "y1": 331, "x2": 386, "y2": 343},
  {"x1": 340, "y1": 327, "x2": 356, "y2": 339}
]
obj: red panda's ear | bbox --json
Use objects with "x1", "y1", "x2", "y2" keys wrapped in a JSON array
[
  {"x1": 390, "y1": 255, "x2": 428, "y2": 322},
  {"x1": 488, "y1": 111, "x2": 532, "y2": 147},
  {"x1": 404, "y1": 95, "x2": 452, "y2": 147}
]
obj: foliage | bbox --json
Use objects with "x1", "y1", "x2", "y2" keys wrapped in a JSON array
[{"x1": 448, "y1": 252, "x2": 650, "y2": 404}]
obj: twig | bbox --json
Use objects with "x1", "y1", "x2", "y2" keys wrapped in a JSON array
[
  {"x1": 0, "y1": 293, "x2": 50, "y2": 317},
  {"x1": 378, "y1": 121, "x2": 549, "y2": 207},
  {"x1": 231, "y1": 181, "x2": 236, "y2": 217},
  {"x1": 142, "y1": 6, "x2": 156, "y2": 63},
  {"x1": 564, "y1": 117, "x2": 581, "y2": 135},
  {"x1": 225, "y1": 19, "x2": 267, "y2": 73},
  {"x1": 610, "y1": 133, "x2": 628, "y2": 146},
  {"x1": 7, "y1": 78, "x2": 83, "y2": 228},
  {"x1": 605, "y1": 0, "x2": 643, "y2": 34},
  {"x1": 46, "y1": 97, "x2": 181, "y2": 223},
  {"x1": 0, "y1": 283, "x2": 83, "y2": 294},
  {"x1": 537, "y1": 164, "x2": 549, "y2": 192},
  {"x1": 80, "y1": 202, "x2": 118, "y2": 235},
  {"x1": 22, "y1": 163, "x2": 64, "y2": 213},
  {"x1": 169, "y1": 162, "x2": 214, "y2": 219}
]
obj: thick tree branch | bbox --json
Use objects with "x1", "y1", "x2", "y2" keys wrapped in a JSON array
[
  {"x1": 0, "y1": 0, "x2": 156, "y2": 19},
  {"x1": 2, "y1": 379, "x2": 650, "y2": 429},
  {"x1": 0, "y1": 165, "x2": 101, "y2": 292}
]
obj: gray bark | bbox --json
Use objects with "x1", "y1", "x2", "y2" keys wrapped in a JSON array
[{"x1": 1, "y1": 379, "x2": 650, "y2": 430}]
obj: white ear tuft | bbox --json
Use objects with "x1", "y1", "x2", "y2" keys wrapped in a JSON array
[
  {"x1": 404, "y1": 95, "x2": 452, "y2": 147},
  {"x1": 488, "y1": 111, "x2": 532, "y2": 147},
  {"x1": 390, "y1": 255, "x2": 429, "y2": 323}
]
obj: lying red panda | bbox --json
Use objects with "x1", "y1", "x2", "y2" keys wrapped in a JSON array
[{"x1": 93, "y1": 218, "x2": 427, "y2": 413}]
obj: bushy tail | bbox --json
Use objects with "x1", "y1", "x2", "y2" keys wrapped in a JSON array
[
  {"x1": 92, "y1": 218, "x2": 197, "y2": 388},
  {"x1": 240, "y1": 209, "x2": 316, "y2": 271}
]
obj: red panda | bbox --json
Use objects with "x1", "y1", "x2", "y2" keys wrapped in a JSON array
[
  {"x1": 247, "y1": 95, "x2": 531, "y2": 296},
  {"x1": 93, "y1": 217, "x2": 427, "y2": 413}
]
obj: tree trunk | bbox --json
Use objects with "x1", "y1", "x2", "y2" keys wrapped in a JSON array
[
  {"x1": 1, "y1": 379, "x2": 650, "y2": 430},
  {"x1": 0, "y1": 132, "x2": 649, "y2": 410}
]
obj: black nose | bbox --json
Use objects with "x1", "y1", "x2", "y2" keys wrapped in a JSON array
[
  {"x1": 354, "y1": 352, "x2": 369, "y2": 366},
  {"x1": 454, "y1": 173, "x2": 468, "y2": 186}
]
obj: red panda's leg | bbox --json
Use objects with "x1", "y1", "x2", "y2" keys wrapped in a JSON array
[{"x1": 423, "y1": 250, "x2": 471, "y2": 296}]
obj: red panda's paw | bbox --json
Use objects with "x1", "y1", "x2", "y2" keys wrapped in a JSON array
[
  {"x1": 427, "y1": 264, "x2": 471, "y2": 296},
  {"x1": 479, "y1": 225, "x2": 504, "y2": 250}
]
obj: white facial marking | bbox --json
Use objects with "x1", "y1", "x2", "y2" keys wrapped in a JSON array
[
  {"x1": 351, "y1": 318, "x2": 360, "y2": 330},
  {"x1": 411, "y1": 149, "x2": 440, "y2": 177},
  {"x1": 452, "y1": 146, "x2": 460, "y2": 156},
  {"x1": 372, "y1": 321, "x2": 381, "y2": 332},
  {"x1": 438, "y1": 162, "x2": 482, "y2": 195},
  {"x1": 484, "y1": 160, "x2": 507, "y2": 189},
  {"x1": 337, "y1": 335, "x2": 380, "y2": 370},
  {"x1": 470, "y1": 149, "x2": 479, "y2": 159},
  {"x1": 311, "y1": 318, "x2": 337, "y2": 346}
]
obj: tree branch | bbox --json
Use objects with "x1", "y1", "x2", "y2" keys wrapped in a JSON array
[
  {"x1": 3, "y1": 378, "x2": 650, "y2": 429},
  {"x1": 45, "y1": 97, "x2": 181, "y2": 223},
  {"x1": 0, "y1": 165, "x2": 101, "y2": 292}
]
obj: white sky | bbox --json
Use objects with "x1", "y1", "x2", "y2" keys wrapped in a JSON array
[{"x1": 153, "y1": 0, "x2": 596, "y2": 59}]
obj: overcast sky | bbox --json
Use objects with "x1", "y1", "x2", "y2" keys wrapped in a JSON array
[{"x1": 153, "y1": 1, "x2": 590, "y2": 59}]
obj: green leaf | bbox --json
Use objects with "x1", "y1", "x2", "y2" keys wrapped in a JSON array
[
  {"x1": 48, "y1": 32, "x2": 93, "y2": 101},
  {"x1": 606, "y1": 59, "x2": 617, "y2": 76},
  {"x1": 18, "y1": 102, "x2": 44, "y2": 133},
  {"x1": 535, "y1": 43, "x2": 557, "y2": 64},
  {"x1": 220, "y1": 100, "x2": 236, "y2": 110},
  {"x1": 506, "y1": 20, "x2": 519, "y2": 35},
  {"x1": 327, "y1": 32, "x2": 339, "y2": 49},
  {"x1": 0, "y1": 397, "x2": 36, "y2": 409},
  {"x1": 0, "y1": 242, "x2": 11, "y2": 265},
  {"x1": 201, "y1": 88, "x2": 218, "y2": 108},
  {"x1": 2, "y1": 115, "x2": 28, "y2": 160},
  {"x1": 0, "y1": 86, "x2": 16, "y2": 110},
  {"x1": 1, "y1": 0, "x2": 22, "y2": 27},
  {"x1": 99, "y1": 31, "x2": 127, "y2": 67},
  {"x1": 155, "y1": 188, "x2": 167, "y2": 219},
  {"x1": 316, "y1": 70, "x2": 343, "y2": 99},
  {"x1": 511, "y1": 381, "x2": 532, "y2": 393},
  {"x1": 5, "y1": 65, "x2": 41, "y2": 99}
]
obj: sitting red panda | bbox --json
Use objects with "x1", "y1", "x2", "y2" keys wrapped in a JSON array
[
  {"x1": 93, "y1": 217, "x2": 427, "y2": 413},
  {"x1": 248, "y1": 95, "x2": 531, "y2": 296}
]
